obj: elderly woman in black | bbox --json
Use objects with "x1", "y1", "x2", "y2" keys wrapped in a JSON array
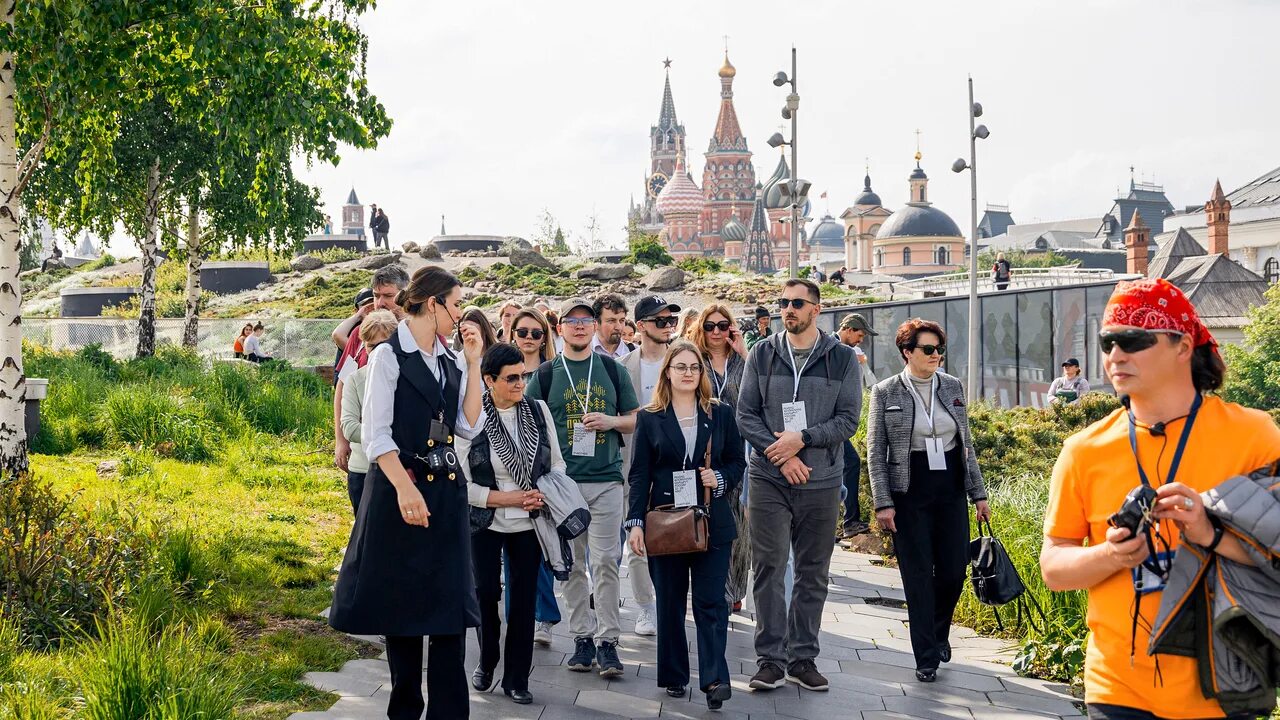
[
  {"x1": 329, "y1": 266, "x2": 486, "y2": 719},
  {"x1": 626, "y1": 339, "x2": 746, "y2": 710},
  {"x1": 866, "y1": 318, "x2": 991, "y2": 684},
  {"x1": 460, "y1": 343, "x2": 566, "y2": 706}
]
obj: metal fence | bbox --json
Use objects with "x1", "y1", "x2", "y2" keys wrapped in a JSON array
[{"x1": 24, "y1": 318, "x2": 341, "y2": 368}]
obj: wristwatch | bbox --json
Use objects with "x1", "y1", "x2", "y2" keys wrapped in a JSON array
[
  {"x1": 800, "y1": 429, "x2": 812, "y2": 446},
  {"x1": 1202, "y1": 515, "x2": 1225, "y2": 553}
]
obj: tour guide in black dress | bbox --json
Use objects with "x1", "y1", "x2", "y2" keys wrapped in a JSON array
[{"x1": 329, "y1": 265, "x2": 487, "y2": 720}]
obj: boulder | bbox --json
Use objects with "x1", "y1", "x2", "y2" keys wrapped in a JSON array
[
  {"x1": 400, "y1": 241, "x2": 420, "y2": 253},
  {"x1": 290, "y1": 254, "x2": 323, "y2": 272},
  {"x1": 43, "y1": 256, "x2": 70, "y2": 271},
  {"x1": 358, "y1": 252, "x2": 403, "y2": 270},
  {"x1": 643, "y1": 266, "x2": 687, "y2": 292},
  {"x1": 574, "y1": 263, "x2": 634, "y2": 281},
  {"x1": 420, "y1": 243, "x2": 442, "y2": 260},
  {"x1": 510, "y1": 247, "x2": 556, "y2": 270},
  {"x1": 96, "y1": 460, "x2": 118, "y2": 478}
]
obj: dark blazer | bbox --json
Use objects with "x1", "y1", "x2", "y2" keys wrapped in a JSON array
[{"x1": 627, "y1": 402, "x2": 746, "y2": 546}]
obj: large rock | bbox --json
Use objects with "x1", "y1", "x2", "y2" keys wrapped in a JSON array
[
  {"x1": 643, "y1": 266, "x2": 687, "y2": 292},
  {"x1": 358, "y1": 252, "x2": 402, "y2": 270},
  {"x1": 290, "y1": 254, "x2": 323, "y2": 272},
  {"x1": 510, "y1": 247, "x2": 556, "y2": 270},
  {"x1": 420, "y1": 243, "x2": 442, "y2": 260},
  {"x1": 400, "y1": 241, "x2": 420, "y2": 253},
  {"x1": 574, "y1": 263, "x2": 634, "y2": 281}
]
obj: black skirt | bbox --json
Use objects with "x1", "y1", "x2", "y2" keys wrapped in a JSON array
[{"x1": 329, "y1": 458, "x2": 481, "y2": 636}]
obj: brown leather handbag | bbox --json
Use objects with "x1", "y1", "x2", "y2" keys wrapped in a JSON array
[{"x1": 644, "y1": 432, "x2": 712, "y2": 557}]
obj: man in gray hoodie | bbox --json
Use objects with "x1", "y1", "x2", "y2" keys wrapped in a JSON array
[{"x1": 736, "y1": 278, "x2": 862, "y2": 693}]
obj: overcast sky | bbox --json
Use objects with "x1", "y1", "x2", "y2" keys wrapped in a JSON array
[{"x1": 102, "y1": 0, "x2": 1279, "y2": 254}]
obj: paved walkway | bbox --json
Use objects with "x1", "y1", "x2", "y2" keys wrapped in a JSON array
[{"x1": 292, "y1": 550, "x2": 1084, "y2": 719}]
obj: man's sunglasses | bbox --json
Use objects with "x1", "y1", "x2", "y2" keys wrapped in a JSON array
[
  {"x1": 514, "y1": 328, "x2": 545, "y2": 340},
  {"x1": 910, "y1": 344, "x2": 946, "y2": 356},
  {"x1": 644, "y1": 316, "x2": 679, "y2": 328},
  {"x1": 703, "y1": 320, "x2": 732, "y2": 333},
  {"x1": 1099, "y1": 329, "x2": 1183, "y2": 354},
  {"x1": 777, "y1": 298, "x2": 815, "y2": 310}
]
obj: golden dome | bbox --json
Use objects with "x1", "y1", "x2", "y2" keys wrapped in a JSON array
[{"x1": 718, "y1": 52, "x2": 736, "y2": 79}]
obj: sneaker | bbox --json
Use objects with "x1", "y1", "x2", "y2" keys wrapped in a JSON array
[
  {"x1": 567, "y1": 636, "x2": 595, "y2": 672},
  {"x1": 786, "y1": 660, "x2": 829, "y2": 691},
  {"x1": 841, "y1": 520, "x2": 871, "y2": 538},
  {"x1": 534, "y1": 621, "x2": 553, "y2": 647},
  {"x1": 634, "y1": 607, "x2": 656, "y2": 636},
  {"x1": 748, "y1": 663, "x2": 786, "y2": 691},
  {"x1": 596, "y1": 640, "x2": 624, "y2": 678}
]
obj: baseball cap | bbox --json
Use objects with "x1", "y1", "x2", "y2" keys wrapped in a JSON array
[
  {"x1": 354, "y1": 288, "x2": 375, "y2": 308},
  {"x1": 839, "y1": 313, "x2": 877, "y2": 335},
  {"x1": 1062, "y1": 358, "x2": 1080, "y2": 367},
  {"x1": 558, "y1": 297, "x2": 595, "y2": 319},
  {"x1": 634, "y1": 295, "x2": 681, "y2": 321}
]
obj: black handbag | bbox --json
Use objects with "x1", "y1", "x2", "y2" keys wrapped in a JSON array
[{"x1": 968, "y1": 520, "x2": 1046, "y2": 631}]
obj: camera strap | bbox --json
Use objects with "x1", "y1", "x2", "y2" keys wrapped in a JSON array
[{"x1": 1126, "y1": 392, "x2": 1202, "y2": 491}]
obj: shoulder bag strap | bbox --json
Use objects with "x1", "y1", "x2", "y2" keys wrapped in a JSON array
[{"x1": 702, "y1": 412, "x2": 713, "y2": 507}]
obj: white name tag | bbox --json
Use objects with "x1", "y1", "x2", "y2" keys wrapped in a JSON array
[
  {"x1": 672, "y1": 469, "x2": 698, "y2": 508},
  {"x1": 782, "y1": 401, "x2": 808, "y2": 434},
  {"x1": 504, "y1": 507, "x2": 530, "y2": 520},
  {"x1": 571, "y1": 422, "x2": 597, "y2": 457},
  {"x1": 925, "y1": 437, "x2": 947, "y2": 471}
]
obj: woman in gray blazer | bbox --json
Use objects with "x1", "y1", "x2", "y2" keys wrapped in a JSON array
[{"x1": 866, "y1": 319, "x2": 991, "y2": 683}]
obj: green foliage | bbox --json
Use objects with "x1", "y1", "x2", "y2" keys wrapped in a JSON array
[
  {"x1": 79, "y1": 253, "x2": 119, "y2": 272},
  {"x1": 18, "y1": 266, "x2": 74, "y2": 297},
  {"x1": 468, "y1": 293, "x2": 502, "y2": 307},
  {"x1": 457, "y1": 262, "x2": 586, "y2": 297},
  {"x1": 309, "y1": 246, "x2": 364, "y2": 265},
  {"x1": 677, "y1": 257, "x2": 723, "y2": 275},
  {"x1": 977, "y1": 248, "x2": 1072, "y2": 270},
  {"x1": 100, "y1": 386, "x2": 221, "y2": 462},
  {"x1": 625, "y1": 235, "x2": 673, "y2": 267},
  {"x1": 212, "y1": 247, "x2": 293, "y2": 275},
  {"x1": 1222, "y1": 283, "x2": 1280, "y2": 411},
  {"x1": 288, "y1": 269, "x2": 374, "y2": 319}
]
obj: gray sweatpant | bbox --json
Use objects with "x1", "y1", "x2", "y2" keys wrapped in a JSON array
[
  {"x1": 565, "y1": 482, "x2": 623, "y2": 643},
  {"x1": 748, "y1": 475, "x2": 840, "y2": 670}
]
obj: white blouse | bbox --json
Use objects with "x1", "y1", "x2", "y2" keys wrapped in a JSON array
[{"x1": 461, "y1": 400, "x2": 567, "y2": 534}]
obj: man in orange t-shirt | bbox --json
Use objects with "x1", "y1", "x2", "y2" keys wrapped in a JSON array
[{"x1": 1041, "y1": 278, "x2": 1280, "y2": 720}]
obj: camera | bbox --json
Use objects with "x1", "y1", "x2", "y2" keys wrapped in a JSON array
[
  {"x1": 423, "y1": 446, "x2": 460, "y2": 480},
  {"x1": 1108, "y1": 485, "x2": 1158, "y2": 536}
]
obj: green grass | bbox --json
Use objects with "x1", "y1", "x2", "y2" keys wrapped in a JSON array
[
  {"x1": 216, "y1": 268, "x2": 372, "y2": 320},
  {"x1": 456, "y1": 261, "x2": 592, "y2": 297}
]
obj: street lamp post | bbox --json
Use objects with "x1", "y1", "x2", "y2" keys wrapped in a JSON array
[
  {"x1": 951, "y1": 76, "x2": 990, "y2": 404},
  {"x1": 768, "y1": 47, "x2": 806, "y2": 278}
]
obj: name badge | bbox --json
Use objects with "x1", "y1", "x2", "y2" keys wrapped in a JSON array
[
  {"x1": 672, "y1": 469, "x2": 698, "y2": 508},
  {"x1": 1132, "y1": 551, "x2": 1174, "y2": 595},
  {"x1": 782, "y1": 401, "x2": 808, "y2": 434},
  {"x1": 504, "y1": 507, "x2": 530, "y2": 520},
  {"x1": 571, "y1": 422, "x2": 597, "y2": 457},
  {"x1": 925, "y1": 437, "x2": 947, "y2": 471}
]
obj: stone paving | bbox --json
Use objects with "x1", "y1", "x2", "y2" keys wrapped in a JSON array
[{"x1": 292, "y1": 550, "x2": 1085, "y2": 719}]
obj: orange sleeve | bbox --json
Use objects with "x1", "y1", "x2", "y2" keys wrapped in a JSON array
[{"x1": 1044, "y1": 436, "x2": 1090, "y2": 540}]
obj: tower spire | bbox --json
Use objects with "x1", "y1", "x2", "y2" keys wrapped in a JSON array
[{"x1": 658, "y1": 58, "x2": 678, "y2": 131}]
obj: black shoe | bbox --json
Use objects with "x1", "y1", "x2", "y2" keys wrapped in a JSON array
[
  {"x1": 915, "y1": 668, "x2": 937, "y2": 683},
  {"x1": 505, "y1": 688, "x2": 533, "y2": 705},
  {"x1": 471, "y1": 666, "x2": 496, "y2": 692},
  {"x1": 705, "y1": 682, "x2": 732, "y2": 709},
  {"x1": 666, "y1": 686, "x2": 687, "y2": 698},
  {"x1": 785, "y1": 660, "x2": 829, "y2": 691},
  {"x1": 596, "y1": 640, "x2": 624, "y2": 678},
  {"x1": 841, "y1": 520, "x2": 871, "y2": 538},
  {"x1": 748, "y1": 663, "x2": 786, "y2": 691},
  {"x1": 567, "y1": 636, "x2": 596, "y2": 672},
  {"x1": 940, "y1": 641, "x2": 952, "y2": 663}
]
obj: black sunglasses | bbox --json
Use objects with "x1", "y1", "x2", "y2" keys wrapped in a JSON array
[
  {"x1": 1099, "y1": 329, "x2": 1183, "y2": 354},
  {"x1": 646, "y1": 316, "x2": 679, "y2": 328},
  {"x1": 514, "y1": 327, "x2": 545, "y2": 340},
  {"x1": 702, "y1": 320, "x2": 732, "y2": 333},
  {"x1": 777, "y1": 298, "x2": 814, "y2": 310},
  {"x1": 491, "y1": 372, "x2": 526, "y2": 385},
  {"x1": 910, "y1": 344, "x2": 946, "y2": 356}
]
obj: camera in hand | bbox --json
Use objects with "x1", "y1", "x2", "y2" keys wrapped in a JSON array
[{"x1": 1108, "y1": 485, "x2": 1158, "y2": 536}]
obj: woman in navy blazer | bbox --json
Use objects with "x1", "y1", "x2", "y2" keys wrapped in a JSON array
[{"x1": 626, "y1": 340, "x2": 746, "y2": 710}]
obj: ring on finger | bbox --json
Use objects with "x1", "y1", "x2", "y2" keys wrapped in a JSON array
[{"x1": 1182, "y1": 497, "x2": 1194, "y2": 510}]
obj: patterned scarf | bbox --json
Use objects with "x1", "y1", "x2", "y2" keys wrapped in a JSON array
[{"x1": 481, "y1": 389, "x2": 539, "y2": 491}]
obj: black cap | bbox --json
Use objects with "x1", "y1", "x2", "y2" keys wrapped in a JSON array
[
  {"x1": 1062, "y1": 358, "x2": 1080, "y2": 367},
  {"x1": 754, "y1": 306, "x2": 771, "y2": 319},
  {"x1": 635, "y1": 295, "x2": 681, "y2": 321},
  {"x1": 354, "y1": 288, "x2": 375, "y2": 308}
]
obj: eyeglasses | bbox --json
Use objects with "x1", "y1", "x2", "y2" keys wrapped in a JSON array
[
  {"x1": 514, "y1": 327, "x2": 545, "y2": 340},
  {"x1": 911, "y1": 344, "x2": 946, "y2": 356},
  {"x1": 1099, "y1": 329, "x2": 1183, "y2": 354},
  {"x1": 561, "y1": 317, "x2": 595, "y2": 328},
  {"x1": 702, "y1": 320, "x2": 732, "y2": 333},
  {"x1": 645, "y1": 316, "x2": 679, "y2": 328},
  {"x1": 670, "y1": 363, "x2": 702, "y2": 375},
  {"x1": 494, "y1": 373, "x2": 526, "y2": 385},
  {"x1": 777, "y1": 298, "x2": 814, "y2": 310}
]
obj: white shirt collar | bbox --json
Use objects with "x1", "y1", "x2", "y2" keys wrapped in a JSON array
[
  {"x1": 591, "y1": 333, "x2": 627, "y2": 358},
  {"x1": 396, "y1": 320, "x2": 454, "y2": 361}
]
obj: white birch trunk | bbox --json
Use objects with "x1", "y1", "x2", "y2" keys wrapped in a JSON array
[
  {"x1": 0, "y1": 0, "x2": 28, "y2": 475},
  {"x1": 181, "y1": 200, "x2": 201, "y2": 348},
  {"x1": 135, "y1": 158, "x2": 162, "y2": 358}
]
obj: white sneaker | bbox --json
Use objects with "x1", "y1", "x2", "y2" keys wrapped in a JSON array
[
  {"x1": 534, "y1": 622, "x2": 553, "y2": 647},
  {"x1": 635, "y1": 607, "x2": 657, "y2": 636}
]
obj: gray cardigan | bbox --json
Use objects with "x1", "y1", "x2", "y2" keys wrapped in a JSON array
[{"x1": 866, "y1": 370, "x2": 987, "y2": 510}]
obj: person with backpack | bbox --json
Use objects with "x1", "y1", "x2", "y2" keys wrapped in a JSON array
[
  {"x1": 736, "y1": 278, "x2": 861, "y2": 694},
  {"x1": 524, "y1": 297, "x2": 639, "y2": 680},
  {"x1": 866, "y1": 318, "x2": 991, "y2": 683},
  {"x1": 992, "y1": 252, "x2": 1012, "y2": 291}
]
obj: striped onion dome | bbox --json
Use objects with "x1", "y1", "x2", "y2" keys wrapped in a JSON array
[{"x1": 655, "y1": 152, "x2": 705, "y2": 218}]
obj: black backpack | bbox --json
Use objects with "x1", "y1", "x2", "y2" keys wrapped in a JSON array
[{"x1": 968, "y1": 520, "x2": 1046, "y2": 631}]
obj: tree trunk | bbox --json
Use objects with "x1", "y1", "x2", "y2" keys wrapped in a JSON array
[
  {"x1": 181, "y1": 200, "x2": 201, "y2": 348},
  {"x1": 135, "y1": 157, "x2": 162, "y2": 358},
  {"x1": 0, "y1": 0, "x2": 28, "y2": 476}
]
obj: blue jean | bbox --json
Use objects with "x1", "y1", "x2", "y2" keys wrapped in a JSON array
[{"x1": 503, "y1": 551, "x2": 561, "y2": 624}]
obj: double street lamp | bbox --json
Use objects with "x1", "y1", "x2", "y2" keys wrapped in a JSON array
[
  {"x1": 951, "y1": 76, "x2": 990, "y2": 404},
  {"x1": 766, "y1": 47, "x2": 810, "y2": 279}
]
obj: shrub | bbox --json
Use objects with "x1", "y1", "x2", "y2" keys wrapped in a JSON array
[
  {"x1": 1222, "y1": 283, "x2": 1280, "y2": 412},
  {"x1": 677, "y1": 257, "x2": 723, "y2": 275},
  {"x1": 100, "y1": 386, "x2": 221, "y2": 462},
  {"x1": 624, "y1": 236, "x2": 673, "y2": 267}
]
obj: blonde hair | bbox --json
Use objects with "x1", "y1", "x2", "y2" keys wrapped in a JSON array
[
  {"x1": 688, "y1": 303, "x2": 735, "y2": 360},
  {"x1": 678, "y1": 307, "x2": 700, "y2": 341},
  {"x1": 645, "y1": 339, "x2": 716, "y2": 416},
  {"x1": 510, "y1": 307, "x2": 555, "y2": 363},
  {"x1": 359, "y1": 309, "x2": 399, "y2": 349}
]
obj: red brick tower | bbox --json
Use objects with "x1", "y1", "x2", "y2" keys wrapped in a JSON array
[
  {"x1": 697, "y1": 51, "x2": 755, "y2": 255},
  {"x1": 1206, "y1": 179, "x2": 1231, "y2": 257}
]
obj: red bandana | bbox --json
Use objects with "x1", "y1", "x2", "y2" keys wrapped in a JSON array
[{"x1": 1102, "y1": 277, "x2": 1217, "y2": 349}]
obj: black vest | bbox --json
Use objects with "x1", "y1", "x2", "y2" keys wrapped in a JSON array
[
  {"x1": 467, "y1": 400, "x2": 553, "y2": 532},
  {"x1": 387, "y1": 331, "x2": 461, "y2": 458}
]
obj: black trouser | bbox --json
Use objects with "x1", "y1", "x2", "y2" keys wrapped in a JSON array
[
  {"x1": 892, "y1": 446, "x2": 968, "y2": 672},
  {"x1": 649, "y1": 542, "x2": 732, "y2": 691},
  {"x1": 842, "y1": 440, "x2": 862, "y2": 527},
  {"x1": 384, "y1": 634, "x2": 467, "y2": 719},
  {"x1": 472, "y1": 528, "x2": 539, "y2": 693},
  {"x1": 346, "y1": 470, "x2": 365, "y2": 515},
  {"x1": 1088, "y1": 704, "x2": 1259, "y2": 720}
]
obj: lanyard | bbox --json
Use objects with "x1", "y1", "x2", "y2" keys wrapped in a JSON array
[
  {"x1": 561, "y1": 354, "x2": 594, "y2": 414},
  {"x1": 708, "y1": 354, "x2": 727, "y2": 400},
  {"x1": 784, "y1": 336, "x2": 813, "y2": 402},
  {"x1": 1127, "y1": 392, "x2": 1202, "y2": 490},
  {"x1": 900, "y1": 370, "x2": 938, "y2": 436}
]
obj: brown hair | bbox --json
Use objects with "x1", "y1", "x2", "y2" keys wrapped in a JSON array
[
  {"x1": 688, "y1": 303, "x2": 735, "y2": 360},
  {"x1": 240, "y1": 323, "x2": 254, "y2": 337},
  {"x1": 784, "y1": 277, "x2": 821, "y2": 303},
  {"x1": 1189, "y1": 341, "x2": 1225, "y2": 393},
  {"x1": 456, "y1": 307, "x2": 498, "y2": 351},
  {"x1": 894, "y1": 318, "x2": 945, "y2": 362},
  {"x1": 397, "y1": 265, "x2": 461, "y2": 316},
  {"x1": 511, "y1": 307, "x2": 555, "y2": 363},
  {"x1": 645, "y1": 339, "x2": 716, "y2": 416},
  {"x1": 359, "y1": 309, "x2": 399, "y2": 349}
]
